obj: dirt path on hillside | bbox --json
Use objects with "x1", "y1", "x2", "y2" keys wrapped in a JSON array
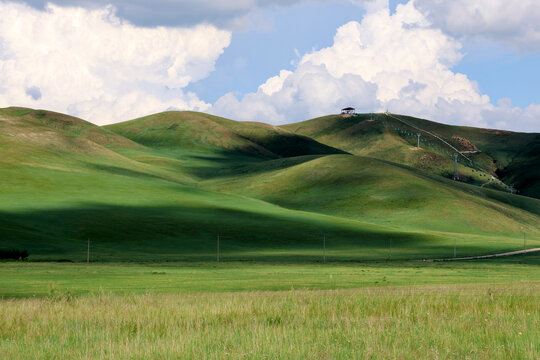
[{"x1": 420, "y1": 248, "x2": 540, "y2": 262}]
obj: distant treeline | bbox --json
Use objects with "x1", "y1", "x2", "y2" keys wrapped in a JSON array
[{"x1": 0, "y1": 249, "x2": 29, "y2": 260}]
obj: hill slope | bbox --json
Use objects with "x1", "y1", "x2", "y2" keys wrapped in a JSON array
[
  {"x1": 106, "y1": 111, "x2": 345, "y2": 158},
  {"x1": 0, "y1": 108, "x2": 539, "y2": 261},
  {"x1": 0, "y1": 107, "x2": 139, "y2": 161},
  {"x1": 281, "y1": 113, "x2": 540, "y2": 198},
  {"x1": 104, "y1": 111, "x2": 347, "y2": 181},
  {"x1": 205, "y1": 154, "x2": 540, "y2": 235}
]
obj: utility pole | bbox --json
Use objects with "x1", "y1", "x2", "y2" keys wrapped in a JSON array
[
  {"x1": 217, "y1": 234, "x2": 220, "y2": 262},
  {"x1": 87, "y1": 238, "x2": 90, "y2": 264},
  {"x1": 520, "y1": 226, "x2": 526, "y2": 252},
  {"x1": 323, "y1": 234, "x2": 326, "y2": 263},
  {"x1": 417, "y1": 133, "x2": 421, "y2": 148},
  {"x1": 453, "y1": 154, "x2": 459, "y2": 181}
]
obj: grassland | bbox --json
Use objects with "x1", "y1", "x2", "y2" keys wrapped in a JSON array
[
  {"x1": 1, "y1": 281, "x2": 538, "y2": 359},
  {"x1": 282, "y1": 113, "x2": 540, "y2": 198},
  {"x1": 1, "y1": 107, "x2": 540, "y2": 358},
  {"x1": 1, "y1": 256, "x2": 539, "y2": 298},
  {"x1": 2, "y1": 258, "x2": 540, "y2": 358},
  {"x1": 1, "y1": 108, "x2": 539, "y2": 262}
]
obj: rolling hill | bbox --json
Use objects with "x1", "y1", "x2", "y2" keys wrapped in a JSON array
[
  {"x1": 0, "y1": 108, "x2": 538, "y2": 261},
  {"x1": 282, "y1": 113, "x2": 540, "y2": 197}
]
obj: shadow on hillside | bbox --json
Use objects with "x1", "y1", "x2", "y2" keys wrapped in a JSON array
[
  {"x1": 0, "y1": 204, "x2": 512, "y2": 263},
  {"x1": 138, "y1": 132, "x2": 347, "y2": 180},
  {"x1": 233, "y1": 131, "x2": 347, "y2": 158},
  {"x1": 85, "y1": 163, "x2": 183, "y2": 184},
  {"x1": 186, "y1": 153, "x2": 328, "y2": 180}
]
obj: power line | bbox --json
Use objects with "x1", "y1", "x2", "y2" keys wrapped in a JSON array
[
  {"x1": 376, "y1": 111, "x2": 516, "y2": 193},
  {"x1": 385, "y1": 112, "x2": 472, "y2": 164}
]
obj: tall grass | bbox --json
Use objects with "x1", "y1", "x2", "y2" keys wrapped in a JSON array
[{"x1": 1, "y1": 283, "x2": 538, "y2": 359}]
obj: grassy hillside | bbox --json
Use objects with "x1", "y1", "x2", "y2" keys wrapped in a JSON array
[
  {"x1": 103, "y1": 111, "x2": 346, "y2": 181},
  {"x1": 204, "y1": 154, "x2": 540, "y2": 235},
  {"x1": 105, "y1": 111, "x2": 344, "y2": 158},
  {"x1": 1, "y1": 108, "x2": 539, "y2": 261},
  {"x1": 0, "y1": 107, "x2": 139, "y2": 163},
  {"x1": 497, "y1": 135, "x2": 540, "y2": 198},
  {"x1": 282, "y1": 113, "x2": 540, "y2": 197},
  {"x1": 0, "y1": 109, "x2": 446, "y2": 261}
]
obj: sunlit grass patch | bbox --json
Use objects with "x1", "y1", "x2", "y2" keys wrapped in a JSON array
[{"x1": 1, "y1": 283, "x2": 538, "y2": 359}]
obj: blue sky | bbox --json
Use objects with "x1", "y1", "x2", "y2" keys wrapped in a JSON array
[
  {"x1": 186, "y1": 0, "x2": 540, "y2": 108},
  {"x1": 185, "y1": 2, "x2": 369, "y2": 102},
  {"x1": 453, "y1": 46, "x2": 540, "y2": 108},
  {"x1": 0, "y1": 0, "x2": 539, "y2": 131}
]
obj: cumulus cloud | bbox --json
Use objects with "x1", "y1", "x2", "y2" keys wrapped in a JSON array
[
  {"x1": 215, "y1": 64, "x2": 378, "y2": 124},
  {"x1": 20, "y1": 0, "x2": 263, "y2": 29},
  {"x1": 17, "y1": 0, "x2": 388, "y2": 28},
  {"x1": 413, "y1": 0, "x2": 540, "y2": 51},
  {"x1": 0, "y1": 2, "x2": 231, "y2": 124},
  {"x1": 481, "y1": 103, "x2": 540, "y2": 133},
  {"x1": 212, "y1": 1, "x2": 540, "y2": 131}
]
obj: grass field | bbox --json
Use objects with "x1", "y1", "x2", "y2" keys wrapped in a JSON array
[
  {"x1": 1, "y1": 279, "x2": 538, "y2": 359},
  {"x1": 2, "y1": 258, "x2": 538, "y2": 359},
  {"x1": 1, "y1": 257, "x2": 539, "y2": 298},
  {"x1": 2, "y1": 259, "x2": 540, "y2": 359}
]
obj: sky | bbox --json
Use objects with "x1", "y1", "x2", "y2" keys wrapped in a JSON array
[{"x1": 1, "y1": 0, "x2": 539, "y2": 132}]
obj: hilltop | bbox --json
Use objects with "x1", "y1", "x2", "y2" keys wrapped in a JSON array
[
  {"x1": 106, "y1": 111, "x2": 344, "y2": 159},
  {"x1": 0, "y1": 108, "x2": 538, "y2": 261}
]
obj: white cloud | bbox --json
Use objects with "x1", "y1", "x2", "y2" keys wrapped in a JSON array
[
  {"x1": 19, "y1": 0, "x2": 266, "y2": 29},
  {"x1": 481, "y1": 103, "x2": 540, "y2": 133},
  {"x1": 18, "y1": 0, "x2": 388, "y2": 29},
  {"x1": 0, "y1": 2, "x2": 231, "y2": 124},
  {"x1": 214, "y1": 63, "x2": 379, "y2": 124},
  {"x1": 413, "y1": 0, "x2": 540, "y2": 51},
  {"x1": 212, "y1": 1, "x2": 540, "y2": 132},
  {"x1": 258, "y1": 70, "x2": 293, "y2": 96}
]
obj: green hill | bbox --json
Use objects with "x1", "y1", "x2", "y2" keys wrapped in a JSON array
[
  {"x1": 103, "y1": 111, "x2": 346, "y2": 181},
  {"x1": 105, "y1": 111, "x2": 344, "y2": 158},
  {"x1": 0, "y1": 107, "x2": 139, "y2": 161},
  {"x1": 0, "y1": 108, "x2": 538, "y2": 262},
  {"x1": 281, "y1": 113, "x2": 540, "y2": 198},
  {"x1": 204, "y1": 154, "x2": 540, "y2": 235}
]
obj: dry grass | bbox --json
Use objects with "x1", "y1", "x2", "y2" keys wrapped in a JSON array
[{"x1": 1, "y1": 283, "x2": 538, "y2": 359}]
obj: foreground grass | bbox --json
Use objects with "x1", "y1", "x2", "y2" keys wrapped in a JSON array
[{"x1": 1, "y1": 283, "x2": 538, "y2": 359}]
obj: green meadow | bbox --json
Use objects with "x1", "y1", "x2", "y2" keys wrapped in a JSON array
[
  {"x1": 1, "y1": 257, "x2": 539, "y2": 298},
  {"x1": 1, "y1": 108, "x2": 539, "y2": 358},
  {"x1": 2, "y1": 259, "x2": 540, "y2": 359},
  {"x1": 1, "y1": 281, "x2": 538, "y2": 359}
]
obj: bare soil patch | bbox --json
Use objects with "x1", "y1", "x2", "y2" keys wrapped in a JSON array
[{"x1": 452, "y1": 135, "x2": 478, "y2": 151}]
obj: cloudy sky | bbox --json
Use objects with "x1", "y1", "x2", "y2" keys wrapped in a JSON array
[{"x1": 1, "y1": 0, "x2": 539, "y2": 131}]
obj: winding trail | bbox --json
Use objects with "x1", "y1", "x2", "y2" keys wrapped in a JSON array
[{"x1": 420, "y1": 248, "x2": 540, "y2": 262}]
